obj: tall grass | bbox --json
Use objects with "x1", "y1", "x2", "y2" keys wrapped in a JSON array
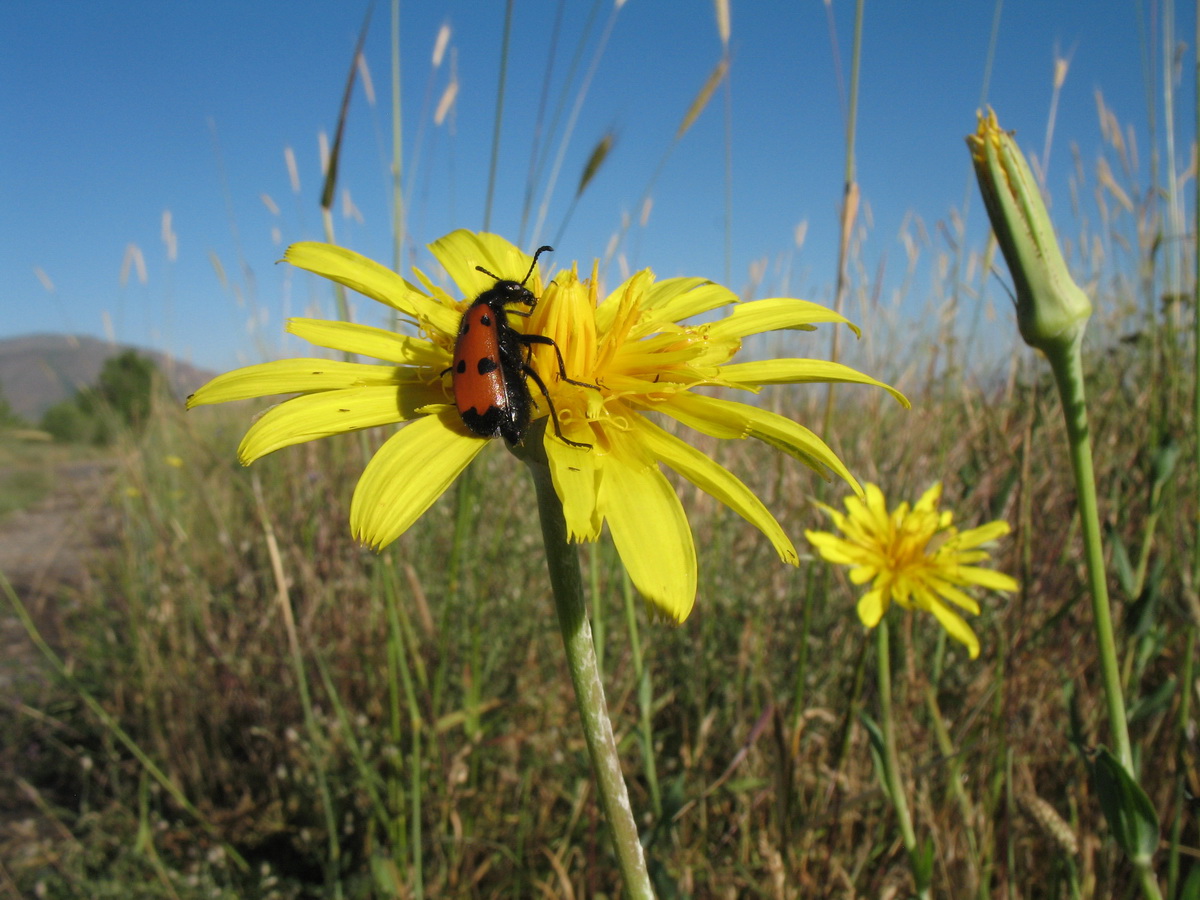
[{"x1": 1, "y1": 4, "x2": 1196, "y2": 898}]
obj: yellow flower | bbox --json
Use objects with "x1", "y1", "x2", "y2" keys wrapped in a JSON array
[
  {"x1": 806, "y1": 483, "x2": 1017, "y2": 658},
  {"x1": 189, "y1": 230, "x2": 906, "y2": 622}
]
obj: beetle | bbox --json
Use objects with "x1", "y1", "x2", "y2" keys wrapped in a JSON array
[{"x1": 450, "y1": 245, "x2": 593, "y2": 449}]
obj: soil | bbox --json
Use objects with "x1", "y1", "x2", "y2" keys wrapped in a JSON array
[{"x1": 0, "y1": 458, "x2": 117, "y2": 691}]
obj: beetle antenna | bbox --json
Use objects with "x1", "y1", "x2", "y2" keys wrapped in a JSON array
[
  {"x1": 521, "y1": 246, "x2": 553, "y2": 286},
  {"x1": 474, "y1": 246, "x2": 553, "y2": 286}
]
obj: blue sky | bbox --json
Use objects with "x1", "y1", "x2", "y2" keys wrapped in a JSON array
[{"x1": 2, "y1": 2, "x2": 1192, "y2": 374}]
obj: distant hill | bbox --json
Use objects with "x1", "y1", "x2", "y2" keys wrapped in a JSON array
[{"x1": 0, "y1": 334, "x2": 216, "y2": 421}]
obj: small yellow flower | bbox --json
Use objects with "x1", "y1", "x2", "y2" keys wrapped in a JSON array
[
  {"x1": 189, "y1": 231, "x2": 907, "y2": 622},
  {"x1": 806, "y1": 483, "x2": 1017, "y2": 658}
]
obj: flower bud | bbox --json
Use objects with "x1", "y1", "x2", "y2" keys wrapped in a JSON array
[{"x1": 967, "y1": 109, "x2": 1092, "y2": 355}]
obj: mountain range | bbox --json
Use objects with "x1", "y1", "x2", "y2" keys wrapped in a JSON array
[{"x1": 0, "y1": 334, "x2": 216, "y2": 421}]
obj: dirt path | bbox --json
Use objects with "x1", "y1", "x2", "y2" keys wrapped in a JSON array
[{"x1": 0, "y1": 458, "x2": 117, "y2": 690}]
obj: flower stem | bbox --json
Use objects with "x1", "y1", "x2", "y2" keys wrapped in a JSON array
[
  {"x1": 1044, "y1": 338, "x2": 1133, "y2": 771},
  {"x1": 522, "y1": 449, "x2": 654, "y2": 899},
  {"x1": 1047, "y1": 339, "x2": 1164, "y2": 899},
  {"x1": 876, "y1": 618, "x2": 930, "y2": 900}
]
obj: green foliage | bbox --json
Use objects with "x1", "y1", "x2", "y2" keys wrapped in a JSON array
[
  {"x1": 39, "y1": 350, "x2": 160, "y2": 445},
  {"x1": 94, "y1": 349, "x2": 159, "y2": 432},
  {"x1": 41, "y1": 398, "x2": 98, "y2": 443}
]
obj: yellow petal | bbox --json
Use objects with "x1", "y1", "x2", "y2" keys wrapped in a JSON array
[
  {"x1": 640, "y1": 278, "x2": 737, "y2": 327},
  {"x1": 954, "y1": 566, "x2": 1020, "y2": 593},
  {"x1": 350, "y1": 408, "x2": 487, "y2": 548},
  {"x1": 635, "y1": 416, "x2": 797, "y2": 564},
  {"x1": 922, "y1": 580, "x2": 981, "y2": 615},
  {"x1": 532, "y1": 270, "x2": 599, "y2": 382},
  {"x1": 660, "y1": 392, "x2": 862, "y2": 495},
  {"x1": 429, "y1": 230, "x2": 544, "y2": 302},
  {"x1": 285, "y1": 243, "x2": 439, "y2": 324},
  {"x1": 707, "y1": 297, "x2": 860, "y2": 340},
  {"x1": 188, "y1": 359, "x2": 411, "y2": 407},
  {"x1": 595, "y1": 270, "x2": 655, "y2": 333},
  {"x1": 598, "y1": 450, "x2": 697, "y2": 622},
  {"x1": 856, "y1": 588, "x2": 888, "y2": 626},
  {"x1": 814, "y1": 502, "x2": 850, "y2": 532},
  {"x1": 849, "y1": 564, "x2": 880, "y2": 585},
  {"x1": 862, "y1": 484, "x2": 889, "y2": 524},
  {"x1": 288, "y1": 318, "x2": 447, "y2": 367},
  {"x1": 238, "y1": 385, "x2": 445, "y2": 464},
  {"x1": 914, "y1": 482, "x2": 943, "y2": 512},
  {"x1": 408, "y1": 264, "x2": 468, "y2": 319},
  {"x1": 954, "y1": 519, "x2": 1012, "y2": 547},
  {"x1": 924, "y1": 600, "x2": 981, "y2": 659},
  {"x1": 720, "y1": 359, "x2": 910, "y2": 408},
  {"x1": 546, "y1": 426, "x2": 603, "y2": 542},
  {"x1": 805, "y1": 530, "x2": 861, "y2": 565}
]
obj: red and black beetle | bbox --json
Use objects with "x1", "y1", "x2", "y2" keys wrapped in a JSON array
[{"x1": 450, "y1": 245, "x2": 592, "y2": 448}]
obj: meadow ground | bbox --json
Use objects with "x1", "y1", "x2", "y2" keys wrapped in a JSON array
[{"x1": 0, "y1": 323, "x2": 1193, "y2": 898}]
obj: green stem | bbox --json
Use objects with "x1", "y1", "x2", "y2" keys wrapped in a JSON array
[
  {"x1": 1046, "y1": 338, "x2": 1165, "y2": 900},
  {"x1": 522, "y1": 448, "x2": 654, "y2": 899},
  {"x1": 1044, "y1": 337, "x2": 1133, "y2": 771},
  {"x1": 876, "y1": 619, "x2": 929, "y2": 899}
]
